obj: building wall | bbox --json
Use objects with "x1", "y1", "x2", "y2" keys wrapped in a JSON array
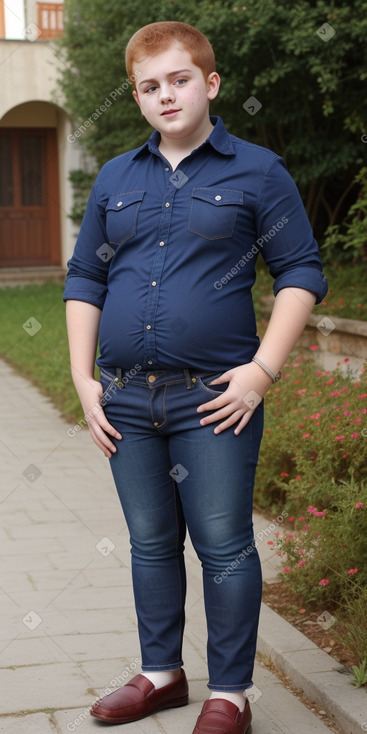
[{"x1": 0, "y1": 4, "x2": 85, "y2": 268}]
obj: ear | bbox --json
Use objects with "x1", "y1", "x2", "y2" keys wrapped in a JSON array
[
  {"x1": 207, "y1": 72, "x2": 220, "y2": 101},
  {"x1": 132, "y1": 89, "x2": 141, "y2": 108}
]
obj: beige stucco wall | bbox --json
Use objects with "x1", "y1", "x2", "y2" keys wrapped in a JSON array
[{"x1": 0, "y1": 39, "x2": 84, "y2": 266}]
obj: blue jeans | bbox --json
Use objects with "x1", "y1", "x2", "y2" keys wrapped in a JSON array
[{"x1": 99, "y1": 367, "x2": 264, "y2": 691}]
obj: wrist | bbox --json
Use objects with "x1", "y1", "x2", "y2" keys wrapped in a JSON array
[{"x1": 252, "y1": 356, "x2": 281, "y2": 384}]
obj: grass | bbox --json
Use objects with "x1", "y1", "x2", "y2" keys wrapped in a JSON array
[
  {"x1": 0, "y1": 262, "x2": 365, "y2": 424},
  {"x1": 0, "y1": 283, "x2": 82, "y2": 422}
]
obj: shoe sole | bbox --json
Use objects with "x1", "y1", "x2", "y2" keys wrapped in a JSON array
[{"x1": 90, "y1": 696, "x2": 189, "y2": 723}]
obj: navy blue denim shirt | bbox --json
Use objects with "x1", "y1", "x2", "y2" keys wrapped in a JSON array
[{"x1": 63, "y1": 115, "x2": 328, "y2": 372}]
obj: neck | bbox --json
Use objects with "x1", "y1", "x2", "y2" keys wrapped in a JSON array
[{"x1": 159, "y1": 116, "x2": 214, "y2": 157}]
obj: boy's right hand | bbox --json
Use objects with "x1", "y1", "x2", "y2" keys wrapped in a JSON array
[{"x1": 75, "y1": 378, "x2": 122, "y2": 458}]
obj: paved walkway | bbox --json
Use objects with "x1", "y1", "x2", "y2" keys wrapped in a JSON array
[{"x1": 0, "y1": 359, "x2": 337, "y2": 733}]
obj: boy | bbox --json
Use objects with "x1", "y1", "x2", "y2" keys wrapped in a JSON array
[{"x1": 63, "y1": 21, "x2": 327, "y2": 734}]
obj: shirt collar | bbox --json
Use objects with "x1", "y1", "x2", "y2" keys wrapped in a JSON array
[{"x1": 132, "y1": 115, "x2": 235, "y2": 160}]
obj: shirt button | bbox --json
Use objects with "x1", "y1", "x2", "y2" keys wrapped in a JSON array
[
  {"x1": 148, "y1": 375, "x2": 156, "y2": 383},
  {"x1": 215, "y1": 195, "x2": 222, "y2": 201},
  {"x1": 165, "y1": 167, "x2": 170, "y2": 171},
  {"x1": 117, "y1": 201, "x2": 123, "y2": 206},
  {"x1": 148, "y1": 360, "x2": 153, "y2": 365},
  {"x1": 154, "y1": 421, "x2": 159, "y2": 427},
  {"x1": 152, "y1": 281, "x2": 157, "y2": 286},
  {"x1": 146, "y1": 324, "x2": 152, "y2": 330},
  {"x1": 159, "y1": 241, "x2": 165, "y2": 246},
  {"x1": 165, "y1": 202, "x2": 170, "y2": 208}
]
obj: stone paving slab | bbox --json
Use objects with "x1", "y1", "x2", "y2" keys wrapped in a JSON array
[{"x1": 0, "y1": 359, "x2": 340, "y2": 733}]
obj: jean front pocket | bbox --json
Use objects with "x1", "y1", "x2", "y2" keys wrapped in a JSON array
[
  {"x1": 105, "y1": 190, "x2": 145, "y2": 245},
  {"x1": 188, "y1": 187, "x2": 244, "y2": 240},
  {"x1": 195, "y1": 371, "x2": 229, "y2": 397}
]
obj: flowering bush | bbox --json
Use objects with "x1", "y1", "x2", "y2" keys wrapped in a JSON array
[
  {"x1": 255, "y1": 355, "x2": 367, "y2": 516},
  {"x1": 255, "y1": 354, "x2": 367, "y2": 665}
]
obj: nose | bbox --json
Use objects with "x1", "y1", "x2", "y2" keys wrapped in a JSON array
[{"x1": 159, "y1": 83, "x2": 175, "y2": 105}]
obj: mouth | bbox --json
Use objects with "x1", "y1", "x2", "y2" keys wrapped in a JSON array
[{"x1": 161, "y1": 109, "x2": 180, "y2": 117}]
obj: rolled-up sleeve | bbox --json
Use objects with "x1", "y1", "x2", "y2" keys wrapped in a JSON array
[
  {"x1": 256, "y1": 157, "x2": 328, "y2": 304},
  {"x1": 63, "y1": 180, "x2": 112, "y2": 310}
]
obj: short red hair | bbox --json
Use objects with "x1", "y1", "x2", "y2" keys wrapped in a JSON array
[{"x1": 125, "y1": 21, "x2": 216, "y2": 89}]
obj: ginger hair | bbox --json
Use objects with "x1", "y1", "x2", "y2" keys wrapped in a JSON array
[{"x1": 125, "y1": 21, "x2": 216, "y2": 89}]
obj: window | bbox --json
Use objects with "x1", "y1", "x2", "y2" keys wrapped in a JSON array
[{"x1": 36, "y1": 2, "x2": 63, "y2": 39}]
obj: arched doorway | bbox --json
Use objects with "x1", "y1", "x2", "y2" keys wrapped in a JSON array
[{"x1": 0, "y1": 104, "x2": 61, "y2": 267}]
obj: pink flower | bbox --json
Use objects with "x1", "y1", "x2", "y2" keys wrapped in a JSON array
[
  {"x1": 267, "y1": 540, "x2": 274, "y2": 545},
  {"x1": 358, "y1": 394, "x2": 367, "y2": 399},
  {"x1": 313, "y1": 511, "x2": 326, "y2": 517},
  {"x1": 298, "y1": 516, "x2": 305, "y2": 521},
  {"x1": 344, "y1": 411, "x2": 352, "y2": 416},
  {"x1": 310, "y1": 413, "x2": 321, "y2": 419},
  {"x1": 283, "y1": 566, "x2": 291, "y2": 573},
  {"x1": 280, "y1": 472, "x2": 289, "y2": 477},
  {"x1": 302, "y1": 433, "x2": 310, "y2": 439},
  {"x1": 298, "y1": 559, "x2": 306, "y2": 567},
  {"x1": 351, "y1": 433, "x2": 359, "y2": 438},
  {"x1": 325, "y1": 378, "x2": 335, "y2": 385},
  {"x1": 299, "y1": 608, "x2": 306, "y2": 614},
  {"x1": 354, "y1": 418, "x2": 361, "y2": 423},
  {"x1": 307, "y1": 505, "x2": 317, "y2": 513},
  {"x1": 296, "y1": 475, "x2": 301, "y2": 481},
  {"x1": 355, "y1": 502, "x2": 364, "y2": 509},
  {"x1": 347, "y1": 568, "x2": 358, "y2": 575},
  {"x1": 302, "y1": 524, "x2": 309, "y2": 531},
  {"x1": 335, "y1": 436, "x2": 345, "y2": 440},
  {"x1": 297, "y1": 388, "x2": 307, "y2": 394},
  {"x1": 319, "y1": 578, "x2": 330, "y2": 586},
  {"x1": 289, "y1": 516, "x2": 295, "y2": 521},
  {"x1": 286, "y1": 534, "x2": 294, "y2": 540},
  {"x1": 330, "y1": 391, "x2": 341, "y2": 397},
  {"x1": 297, "y1": 423, "x2": 304, "y2": 428},
  {"x1": 342, "y1": 452, "x2": 350, "y2": 458},
  {"x1": 309, "y1": 345, "x2": 319, "y2": 351}
]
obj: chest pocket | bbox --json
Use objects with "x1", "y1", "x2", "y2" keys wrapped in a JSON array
[
  {"x1": 188, "y1": 187, "x2": 244, "y2": 240},
  {"x1": 105, "y1": 190, "x2": 145, "y2": 245}
]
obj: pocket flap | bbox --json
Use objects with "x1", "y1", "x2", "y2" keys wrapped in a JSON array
[
  {"x1": 106, "y1": 190, "x2": 145, "y2": 212},
  {"x1": 191, "y1": 187, "x2": 243, "y2": 206}
]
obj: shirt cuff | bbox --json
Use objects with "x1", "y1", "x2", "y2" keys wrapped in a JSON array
[
  {"x1": 273, "y1": 267, "x2": 328, "y2": 305},
  {"x1": 63, "y1": 276, "x2": 107, "y2": 311}
]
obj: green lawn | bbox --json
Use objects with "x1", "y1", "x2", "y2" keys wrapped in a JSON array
[
  {"x1": 0, "y1": 264, "x2": 365, "y2": 424},
  {"x1": 0, "y1": 283, "x2": 82, "y2": 422}
]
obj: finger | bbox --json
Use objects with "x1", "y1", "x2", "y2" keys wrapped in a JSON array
[
  {"x1": 234, "y1": 410, "x2": 254, "y2": 435},
  {"x1": 198, "y1": 403, "x2": 236, "y2": 425},
  {"x1": 91, "y1": 431, "x2": 116, "y2": 458},
  {"x1": 197, "y1": 394, "x2": 229, "y2": 413},
  {"x1": 93, "y1": 411, "x2": 122, "y2": 440},
  {"x1": 212, "y1": 409, "x2": 246, "y2": 434}
]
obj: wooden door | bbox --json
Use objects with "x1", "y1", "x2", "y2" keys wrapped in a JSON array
[{"x1": 0, "y1": 128, "x2": 61, "y2": 267}]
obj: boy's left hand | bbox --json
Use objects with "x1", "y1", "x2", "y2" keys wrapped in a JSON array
[{"x1": 197, "y1": 362, "x2": 273, "y2": 435}]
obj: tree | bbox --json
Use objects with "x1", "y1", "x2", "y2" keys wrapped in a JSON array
[{"x1": 57, "y1": 0, "x2": 367, "y2": 241}]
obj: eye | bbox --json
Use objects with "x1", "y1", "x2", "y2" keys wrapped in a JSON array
[
  {"x1": 174, "y1": 78, "x2": 187, "y2": 86},
  {"x1": 145, "y1": 85, "x2": 158, "y2": 93}
]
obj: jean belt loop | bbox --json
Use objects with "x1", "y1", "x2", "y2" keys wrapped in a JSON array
[
  {"x1": 115, "y1": 367, "x2": 124, "y2": 388},
  {"x1": 184, "y1": 368, "x2": 192, "y2": 389}
]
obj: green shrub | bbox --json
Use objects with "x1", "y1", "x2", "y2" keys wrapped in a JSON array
[{"x1": 255, "y1": 354, "x2": 367, "y2": 516}]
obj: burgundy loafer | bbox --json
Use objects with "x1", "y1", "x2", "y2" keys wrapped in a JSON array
[
  {"x1": 192, "y1": 698, "x2": 252, "y2": 733},
  {"x1": 90, "y1": 669, "x2": 188, "y2": 723}
]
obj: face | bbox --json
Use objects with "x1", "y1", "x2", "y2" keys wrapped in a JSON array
[{"x1": 132, "y1": 42, "x2": 220, "y2": 141}]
